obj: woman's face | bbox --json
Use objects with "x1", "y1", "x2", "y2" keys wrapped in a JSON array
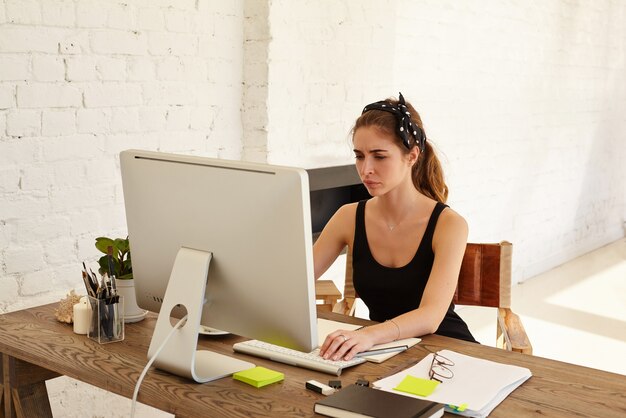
[{"x1": 353, "y1": 126, "x2": 417, "y2": 196}]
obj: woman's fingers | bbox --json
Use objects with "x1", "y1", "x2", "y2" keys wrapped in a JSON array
[
  {"x1": 319, "y1": 331, "x2": 340, "y2": 355},
  {"x1": 320, "y1": 331, "x2": 351, "y2": 359},
  {"x1": 320, "y1": 331, "x2": 371, "y2": 361}
]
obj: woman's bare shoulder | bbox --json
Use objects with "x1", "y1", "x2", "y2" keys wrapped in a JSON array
[
  {"x1": 316, "y1": 201, "x2": 360, "y2": 249},
  {"x1": 337, "y1": 201, "x2": 359, "y2": 215},
  {"x1": 329, "y1": 202, "x2": 359, "y2": 226},
  {"x1": 435, "y1": 206, "x2": 469, "y2": 244},
  {"x1": 440, "y1": 206, "x2": 468, "y2": 228}
]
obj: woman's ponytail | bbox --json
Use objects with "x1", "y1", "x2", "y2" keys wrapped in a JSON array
[{"x1": 412, "y1": 141, "x2": 448, "y2": 203}]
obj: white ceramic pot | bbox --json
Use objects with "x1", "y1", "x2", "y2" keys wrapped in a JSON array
[{"x1": 116, "y1": 278, "x2": 147, "y2": 323}]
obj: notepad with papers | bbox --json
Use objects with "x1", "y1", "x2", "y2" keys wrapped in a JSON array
[{"x1": 373, "y1": 350, "x2": 532, "y2": 418}]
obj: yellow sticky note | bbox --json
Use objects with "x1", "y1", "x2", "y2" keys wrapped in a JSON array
[
  {"x1": 393, "y1": 374, "x2": 439, "y2": 397},
  {"x1": 233, "y1": 366, "x2": 284, "y2": 388}
]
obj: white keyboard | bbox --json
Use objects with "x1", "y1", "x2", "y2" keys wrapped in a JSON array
[{"x1": 233, "y1": 339, "x2": 366, "y2": 376}]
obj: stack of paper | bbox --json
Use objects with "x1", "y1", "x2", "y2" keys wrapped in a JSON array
[{"x1": 373, "y1": 350, "x2": 531, "y2": 417}]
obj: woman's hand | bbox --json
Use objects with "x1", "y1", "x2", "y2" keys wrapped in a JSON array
[{"x1": 319, "y1": 328, "x2": 376, "y2": 361}]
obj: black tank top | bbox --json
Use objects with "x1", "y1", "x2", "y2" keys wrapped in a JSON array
[{"x1": 352, "y1": 200, "x2": 477, "y2": 343}]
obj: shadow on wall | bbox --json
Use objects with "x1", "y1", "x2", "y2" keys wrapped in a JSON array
[{"x1": 572, "y1": 92, "x2": 623, "y2": 252}]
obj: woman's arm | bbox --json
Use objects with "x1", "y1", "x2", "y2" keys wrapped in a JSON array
[
  {"x1": 320, "y1": 208, "x2": 468, "y2": 361},
  {"x1": 312, "y1": 203, "x2": 356, "y2": 280}
]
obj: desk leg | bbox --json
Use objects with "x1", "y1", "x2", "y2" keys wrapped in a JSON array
[
  {"x1": 1, "y1": 355, "x2": 10, "y2": 418},
  {"x1": 1, "y1": 372, "x2": 5, "y2": 418},
  {"x1": 1, "y1": 354, "x2": 59, "y2": 418}
]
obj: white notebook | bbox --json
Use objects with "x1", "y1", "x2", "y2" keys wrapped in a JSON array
[
  {"x1": 317, "y1": 318, "x2": 421, "y2": 363},
  {"x1": 373, "y1": 350, "x2": 532, "y2": 417}
]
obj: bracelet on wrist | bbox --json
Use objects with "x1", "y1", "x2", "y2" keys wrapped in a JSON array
[{"x1": 386, "y1": 319, "x2": 401, "y2": 341}]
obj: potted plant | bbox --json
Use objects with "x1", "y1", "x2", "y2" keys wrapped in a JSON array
[
  {"x1": 95, "y1": 236, "x2": 146, "y2": 322},
  {"x1": 95, "y1": 237, "x2": 133, "y2": 280}
]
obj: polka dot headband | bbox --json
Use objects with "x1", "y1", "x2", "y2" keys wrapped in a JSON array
[{"x1": 361, "y1": 92, "x2": 426, "y2": 152}]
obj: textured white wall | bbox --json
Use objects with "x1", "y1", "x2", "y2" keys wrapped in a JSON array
[
  {"x1": 1, "y1": 1, "x2": 625, "y2": 417},
  {"x1": 0, "y1": 1, "x2": 244, "y2": 416},
  {"x1": 242, "y1": 0, "x2": 270, "y2": 162},
  {"x1": 0, "y1": 0, "x2": 244, "y2": 313},
  {"x1": 266, "y1": 0, "x2": 397, "y2": 168},
  {"x1": 264, "y1": 0, "x2": 626, "y2": 283},
  {"x1": 392, "y1": 0, "x2": 626, "y2": 281}
]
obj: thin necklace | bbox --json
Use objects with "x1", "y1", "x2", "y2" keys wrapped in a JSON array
[
  {"x1": 385, "y1": 214, "x2": 409, "y2": 231},
  {"x1": 381, "y1": 200, "x2": 416, "y2": 232}
]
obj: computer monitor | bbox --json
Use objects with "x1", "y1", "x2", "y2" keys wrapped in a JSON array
[{"x1": 120, "y1": 149, "x2": 318, "y2": 382}]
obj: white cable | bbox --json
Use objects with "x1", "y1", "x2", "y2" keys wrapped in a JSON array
[{"x1": 130, "y1": 315, "x2": 188, "y2": 418}]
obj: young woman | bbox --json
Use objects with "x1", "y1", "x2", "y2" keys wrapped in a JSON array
[{"x1": 315, "y1": 93, "x2": 476, "y2": 361}]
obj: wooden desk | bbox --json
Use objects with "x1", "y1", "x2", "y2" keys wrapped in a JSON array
[{"x1": 1, "y1": 303, "x2": 625, "y2": 418}]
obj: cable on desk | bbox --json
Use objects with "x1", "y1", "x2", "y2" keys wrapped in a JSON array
[{"x1": 131, "y1": 315, "x2": 188, "y2": 418}]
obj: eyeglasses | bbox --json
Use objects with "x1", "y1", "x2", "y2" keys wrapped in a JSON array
[{"x1": 428, "y1": 352, "x2": 455, "y2": 383}]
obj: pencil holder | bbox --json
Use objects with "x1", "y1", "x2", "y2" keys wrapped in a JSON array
[{"x1": 88, "y1": 295, "x2": 124, "y2": 344}]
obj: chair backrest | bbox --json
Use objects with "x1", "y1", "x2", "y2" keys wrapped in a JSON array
[
  {"x1": 454, "y1": 241, "x2": 512, "y2": 309},
  {"x1": 343, "y1": 241, "x2": 512, "y2": 310}
]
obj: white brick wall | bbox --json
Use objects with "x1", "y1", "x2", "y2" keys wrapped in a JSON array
[
  {"x1": 0, "y1": 1, "x2": 244, "y2": 415},
  {"x1": 241, "y1": 0, "x2": 270, "y2": 162},
  {"x1": 0, "y1": 26, "x2": 59, "y2": 52},
  {"x1": 0, "y1": 55, "x2": 29, "y2": 80},
  {"x1": 32, "y1": 54, "x2": 65, "y2": 81},
  {"x1": 0, "y1": 84, "x2": 14, "y2": 108},
  {"x1": 264, "y1": 0, "x2": 626, "y2": 283},
  {"x1": 389, "y1": 0, "x2": 626, "y2": 280},
  {"x1": 1, "y1": 1, "x2": 625, "y2": 417},
  {"x1": 6, "y1": 109, "x2": 40, "y2": 136},
  {"x1": 265, "y1": 0, "x2": 398, "y2": 167},
  {"x1": 0, "y1": 0, "x2": 246, "y2": 298},
  {"x1": 18, "y1": 83, "x2": 82, "y2": 107},
  {"x1": 42, "y1": 109, "x2": 76, "y2": 136}
]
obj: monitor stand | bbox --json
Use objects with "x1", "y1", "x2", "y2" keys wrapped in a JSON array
[{"x1": 148, "y1": 247, "x2": 255, "y2": 382}]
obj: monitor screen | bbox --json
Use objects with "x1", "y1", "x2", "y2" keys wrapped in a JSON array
[{"x1": 120, "y1": 150, "x2": 318, "y2": 359}]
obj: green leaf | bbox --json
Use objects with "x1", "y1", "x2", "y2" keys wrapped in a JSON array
[
  {"x1": 97, "y1": 255, "x2": 109, "y2": 276},
  {"x1": 94, "y1": 236, "x2": 133, "y2": 280},
  {"x1": 114, "y1": 238, "x2": 130, "y2": 254},
  {"x1": 95, "y1": 237, "x2": 115, "y2": 255}
]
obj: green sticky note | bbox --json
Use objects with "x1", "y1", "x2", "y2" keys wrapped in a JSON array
[
  {"x1": 448, "y1": 403, "x2": 468, "y2": 412},
  {"x1": 233, "y1": 366, "x2": 284, "y2": 388},
  {"x1": 393, "y1": 374, "x2": 439, "y2": 397}
]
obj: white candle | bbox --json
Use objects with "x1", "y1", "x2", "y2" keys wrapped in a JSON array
[{"x1": 73, "y1": 296, "x2": 91, "y2": 335}]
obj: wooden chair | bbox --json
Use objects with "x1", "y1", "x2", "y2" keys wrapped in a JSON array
[
  {"x1": 314, "y1": 280, "x2": 342, "y2": 312},
  {"x1": 316, "y1": 241, "x2": 532, "y2": 354}
]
